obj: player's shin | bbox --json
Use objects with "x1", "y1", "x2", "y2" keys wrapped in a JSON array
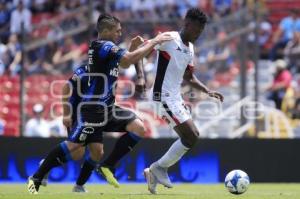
[
  {"x1": 149, "y1": 139, "x2": 190, "y2": 188},
  {"x1": 100, "y1": 132, "x2": 141, "y2": 168},
  {"x1": 96, "y1": 132, "x2": 141, "y2": 187},
  {"x1": 157, "y1": 139, "x2": 189, "y2": 168},
  {"x1": 32, "y1": 142, "x2": 70, "y2": 181},
  {"x1": 76, "y1": 156, "x2": 99, "y2": 186}
]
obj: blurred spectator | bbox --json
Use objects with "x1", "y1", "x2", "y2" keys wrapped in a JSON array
[
  {"x1": 24, "y1": 103, "x2": 50, "y2": 137},
  {"x1": 267, "y1": 60, "x2": 292, "y2": 109},
  {"x1": 10, "y1": 1, "x2": 32, "y2": 34},
  {"x1": 48, "y1": 106, "x2": 67, "y2": 137},
  {"x1": 30, "y1": 0, "x2": 51, "y2": 14},
  {"x1": 292, "y1": 88, "x2": 300, "y2": 119},
  {"x1": 47, "y1": 22, "x2": 64, "y2": 41},
  {"x1": 248, "y1": 15, "x2": 272, "y2": 51},
  {"x1": 194, "y1": 64, "x2": 214, "y2": 84},
  {"x1": 0, "y1": 116, "x2": 5, "y2": 135},
  {"x1": 6, "y1": 34, "x2": 22, "y2": 75},
  {"x1": 0, "y1": 40, "x2": 7, "y2": 75},
  {"x1": 0, "y1": 2, "x2": 10, "y2": 42},
  {"x1": 42, "y1": 42, "x2": 60, "y2": 74},
  {"x1": 131, "y1": 0, "x2": 156, "y2": 19},
  {"x1": 206, "y1": 31, "x2": 233, "y2": 73},
  {"x1": 12, "y1": 0, "x2": 31, "y2": 8},
  {"x1": 284, "y1": 31, "x2": 300, "y2": 74},
  {"x1": 269, "y1": 9, "x2": 300, "y2": 60},
  {"x1": 213, "y1": 0, "x2": 232, "y2": 17},
  {"x1": 52, "y1": 36, "x2": 87, "y2": 71},
  {"x1": 114, "y1": 0, "x2": 131, "y2": 13},
  {"x1": 26, "y1": 46, "x2": 54, "y2": 75}
]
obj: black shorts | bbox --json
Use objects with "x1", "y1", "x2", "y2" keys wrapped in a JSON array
[{"x1": 67, "y1": 105, "x2": 137, "y2": 145}]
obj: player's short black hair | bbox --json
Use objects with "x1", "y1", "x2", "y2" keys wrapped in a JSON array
[
  {"x1": 185, "y1": 8, "x2": 207, "y2": 26},
  {"x1": 96, "y1": 13, "x2": 120, "y2": 33}
]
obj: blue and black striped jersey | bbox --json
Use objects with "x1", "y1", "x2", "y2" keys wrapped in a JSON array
[{"x1": 68, "y1": 40, "x2": 126, "y2": 112}]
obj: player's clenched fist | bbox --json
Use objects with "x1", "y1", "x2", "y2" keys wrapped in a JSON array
[{"x1": 129, "y1": 36, "x2": 145, "y2": 51}]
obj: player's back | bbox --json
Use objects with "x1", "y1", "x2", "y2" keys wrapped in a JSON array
[
  {"x1": 152, "y1": 31, "x2": 194, "y2": 102},
  {"x1": 68, "y1": 39, "x2": 126, "y2": 112}
]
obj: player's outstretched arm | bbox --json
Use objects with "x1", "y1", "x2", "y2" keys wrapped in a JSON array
[
  {"x1": 183, "y1": 68, "x2": 224, "y2": 102},
  {"x1": 119, "y1": 32, "x2": 173, "y2": 68},
  {"x1": 126, "y1": 36, "x2": 146, "y2": 94},
  {"x1": 134, "y1": 62, "x2": 146, "y2": 94}
]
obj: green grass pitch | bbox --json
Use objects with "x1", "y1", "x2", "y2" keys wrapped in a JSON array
[{"x1": 0, "y1": 183, "x2": 300, "y2": 199}]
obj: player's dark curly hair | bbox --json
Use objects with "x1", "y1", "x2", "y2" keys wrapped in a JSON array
[
  {"x1": 185, "y1": 8, "x2": 207, "y2": 26},
  {"x1": 96, "y1": 13, "x2": 120, "y2": 33}
]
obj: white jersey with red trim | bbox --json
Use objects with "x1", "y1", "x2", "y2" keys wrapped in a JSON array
[{"x1": 152, "y1": 31, "x2": 194, "y2": 102}]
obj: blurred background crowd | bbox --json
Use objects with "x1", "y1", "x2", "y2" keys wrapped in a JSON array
[{"x1": 1, "y1": 0, "x2": 300, "y2": 139}]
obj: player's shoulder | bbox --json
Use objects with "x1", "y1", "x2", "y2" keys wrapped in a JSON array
[
  {"x1": 93, "y1": 39, "x2": 123, "y2": 59},
  {"x1": 162, "y1": 31, "x2": 180, "y2": 41},
  {"x1": 92, "y1": 40, "x2": 117, "y2": 49},
  {"x1": 189, "y1": 42, "x2": 194, "y2": 50}
]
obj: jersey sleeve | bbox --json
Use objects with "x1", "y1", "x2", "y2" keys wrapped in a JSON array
[
  {"x1": 98, "y1": 41, "x2": 126, "y2": 62},
  {"x1": 67, "y1": 73, "x2": 80, "y2": 106},
  {"x1": 68, "y1": 66, "x2": 84, "y2": 88},
  {"x1": 67, "y1": 65, "x2": 87, "y2": 93}
]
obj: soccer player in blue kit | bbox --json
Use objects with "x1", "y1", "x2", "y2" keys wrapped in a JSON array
[{"x1": 27, "y1": 13, "x2": 173, "y2": 194}]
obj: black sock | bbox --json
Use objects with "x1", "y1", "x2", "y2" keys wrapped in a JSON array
[
  {"x1": 33, "y1": 143, "x2": 67, "y2": 181},
  {"x1": 102, "y1": 132, "x2": 141, "y2": 168},
  {"x1": 76, "y1": 158, "x2": 97, "y2": 186}
]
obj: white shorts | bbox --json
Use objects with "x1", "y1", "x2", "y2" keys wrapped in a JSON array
[{"x1": 154, "y1": 99, "x2": 192, "y2": 128}]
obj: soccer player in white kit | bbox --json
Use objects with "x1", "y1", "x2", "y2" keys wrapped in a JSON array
[{"x1": 144, "y1": 8, "x2": 224, "y2": 194}]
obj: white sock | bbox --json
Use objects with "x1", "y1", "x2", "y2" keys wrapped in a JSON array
[{"x1": 157, "y1": 139, "x2": 189, "y2": 168}]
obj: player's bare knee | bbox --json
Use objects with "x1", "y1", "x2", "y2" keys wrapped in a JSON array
[
  {"x1": 90, "y1": 150, "x2": 103, "y2": 162},
  {"x1": 71, "y1": 153, "x2": 83, "y2": 161},
  {"x1": 126, "y1": 119, "x2": 146, "y2": 137},
  {"x1": 88, "y1": 143, "x2": 104, "y2": 162},
  {"x1": 65, "y1": 141, "x2": 82, "y2": 152},
  {"x1": 97, "y1": 150, "x2": 104, "y2": 161},
  {"x1": 71, "y1": 148, "x2": 85, "y2": 161}
]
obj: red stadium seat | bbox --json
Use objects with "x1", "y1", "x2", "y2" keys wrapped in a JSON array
[{"x1": 3, "y1": 125, "x2": 20, "y2": 137}]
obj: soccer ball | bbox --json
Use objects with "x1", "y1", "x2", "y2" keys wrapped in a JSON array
[{"x1": 224, "y1": 170, "x2": 250, "y2": 195}]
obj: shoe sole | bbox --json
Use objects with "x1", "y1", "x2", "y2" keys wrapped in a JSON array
[{"x1": 143, "y1": 168, "x2": 157, "y2": 194}]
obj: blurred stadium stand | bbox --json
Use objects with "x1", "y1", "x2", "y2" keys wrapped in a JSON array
[{"x1": 1, "y1": 0, "x2": 300, "y2": 139}]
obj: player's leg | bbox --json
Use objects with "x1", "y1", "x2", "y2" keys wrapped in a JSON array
[
  {"x1": 150, "y1": 119, "x2": 199, "y2": 187},
  {"x1": 145, "y1": 101, "x2": 197, "y2": 193},
  {"x1": 97, "y1": 106, "x2": 146, "y2": 187},
  {"x1": 74, "y1": 142, "x2": 104, "y2": 192},
  {"x1": 101, "y1": 118, "x2": 145, "y2": 168},
  {"x1": 39, "y1": 147, "x2": 85, "y2": 187},
  {"x1": 28, "y1": 117, "x2": 88, "y2": 194},
  {"x1": 99, "y1": 118, "x2": 145, "y2": 187},
  {"x1": 28, "y1": 141, "x2": 84, "y2": 194}
]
